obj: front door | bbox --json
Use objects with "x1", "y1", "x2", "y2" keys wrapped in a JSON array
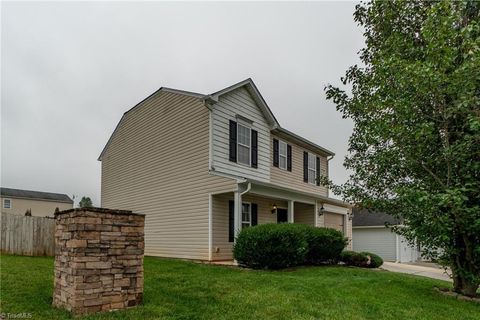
[{"x1": 277, "y1": 208, "x2": 288, "y2": 223}]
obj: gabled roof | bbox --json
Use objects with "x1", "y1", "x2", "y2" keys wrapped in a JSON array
[
  {"x1": 205, "y1": 78, "x2": 280, "y2": 127},
  {"x1": 98, "y1": 79, "x2": 335, "y2": 160},
  {"x1": 352, "y1": 208, "x2": 401, "y2": 227},
  {"x1": 1, "y1": 187, "x2": 73, "y2": 204},
  {"x1": 97, "y1": 87, "x2": 205, "y2": 161}
]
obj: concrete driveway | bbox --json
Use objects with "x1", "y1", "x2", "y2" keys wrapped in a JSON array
[{"x1": 381, "y1": 262, "x2": 452, "y2": 282}]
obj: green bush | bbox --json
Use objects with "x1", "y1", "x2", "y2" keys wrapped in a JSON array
[
  {"x1": 303, "y1": 227, "x2": 348, "y2": 265},
  {"x1": 340, "y1": 250, "x2": 368, "y2": 267},
  {"x1": 360, "y1": 252, "x2": 384, "y2": 268},
  {"x1": 340, "y1": 250, "x2": 384, "y2": 268},
  {"x1": 233, "y1": 224, "x2": 347, "y2": 269},
  {"x1": 233, "y1": 223, "x2": 308, "y2": 269}
]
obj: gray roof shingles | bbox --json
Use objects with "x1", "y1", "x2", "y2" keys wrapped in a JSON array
[
  {"x1": 0, "y1": 187, "x2": 73, "y2": 204},
  {"x1": 352, "y1": 208, "x2": 401, "y2": 227}
]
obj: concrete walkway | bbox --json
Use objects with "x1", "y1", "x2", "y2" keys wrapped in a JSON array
[{"x1": 381, "y1": 262, "x2": 452, "y2": 282}]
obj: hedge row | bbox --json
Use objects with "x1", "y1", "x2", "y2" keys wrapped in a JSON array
[{"x1": 233, "y1": 223, "x2": 347, "y2": 269}]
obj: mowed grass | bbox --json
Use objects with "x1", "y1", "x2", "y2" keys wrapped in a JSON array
[{"x1": 1, "y1": 255, "x2": 478, "y2": 320}]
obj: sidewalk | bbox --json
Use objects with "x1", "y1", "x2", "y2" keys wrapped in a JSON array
[{"x1": 381, "y1": 261, "x2": 452, "y2": 282}]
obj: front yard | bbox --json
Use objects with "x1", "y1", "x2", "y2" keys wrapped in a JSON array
[{"x1": 0, "y1": 255, "x2": 478, "y2": 319}]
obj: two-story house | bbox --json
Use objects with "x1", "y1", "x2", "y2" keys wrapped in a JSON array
[
  {"x1": 99, "y1": 79, "x2": 352, "y2": 261},
  {"x1": 1, "y1": 187, "x2": 73, "y2": 217}
]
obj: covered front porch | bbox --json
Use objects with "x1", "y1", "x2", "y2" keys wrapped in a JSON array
[{"x1": 209, "y1": 180, "x2": 352, "y2": 261}]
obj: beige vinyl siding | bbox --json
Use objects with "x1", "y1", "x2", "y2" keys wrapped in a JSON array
[
  {"x1": 270, "y1": 135, "x2": 328, "y2": 196},
  {"x1": 0, "y1": 197, "x2": 72, "y2": 217},
  {"x1": 323, "y1": 211, "x2": 352, "y2": 249},
  {"x1": 101, "y1": 91, "x2": 235, "y2": 260},
  {"x1": 211, "y1": 193, "x2": 234, "y2": 260},
  {"x1": 211, "y1": 87, "x2": 271, "y2": 182},
  {"x1": 345, "y1": 215, "x2": 353, "y2": 249},
  {"x1": 324, "y1": 212, "x2": 344, "y2": 232},
  {"x1": 293, "y1": 202, "x2": 315, "y2": 226},
  {"x1": 243, "y1": 194, "x2": 287, "y2": 224},
  {"x1": 211, "y1": 193, "x2": 287, "y2": 261}
]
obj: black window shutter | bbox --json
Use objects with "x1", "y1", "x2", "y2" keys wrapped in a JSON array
[
  {"x1": 251, "y1": 203, "x2": 258, "y2": 226},
  {"x1": 229, "y1": 120, "x2": 237, "y2": 162},
  {"x1": 316, "y1": 156, "x2": 321, "y2": 186},
  {"x1": 303, "y1": 151, "x2": 308, "y2": 182},
  {"x1": 228, "y1": 200, "x2": 234, "y2": 242},
  {"x1": 287, "y1": 144, "x2": 292, "y2": 172},
  {"x1": 273, "y1": 139, "x2": 279, "y2": 167},
  {"x1": 251, "y1": 130, "x2": 258, "y2": 168}
]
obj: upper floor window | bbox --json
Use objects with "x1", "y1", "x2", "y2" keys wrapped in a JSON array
[
  {"x1": 273, "y1": 138, "x2": 292, "y2": 171},
  {"x1": 3, "y1": 198, "x2": 11, "y2": 209},
  {"x1": 279, "y1": 141, "x2": 287, "y2": 170},
  {"x1": 237, "y1": 123, "x2": 251, "y2": 166},
  {"x1": 229, "y1": 120, "x2": 258, "y2": 168},
  {"x1": 304, "y1": 151, "x2": 320, "y2": 186},
  {"x1": 308, "y1": 153, "x2": 316, "y2": 184}
]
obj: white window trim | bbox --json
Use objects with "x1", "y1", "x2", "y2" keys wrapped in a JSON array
[
  {"x1": 308, "y1": 152, "x2": 317, "y2": 185},
  {"x1": 241, "y1": 202, "x2": 251, "y2": 229},
  {"x1": 278, "y1": 140, "x2": 288, "y2": 170},
  {"x1": 236, "y1": 122, "x2": 251, "y2": 167},
  {"x1": 3, "y1": 198, "x2": 12, "y2": 209}
]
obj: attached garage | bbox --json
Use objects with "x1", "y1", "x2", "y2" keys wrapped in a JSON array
[
  {"x1": 353, "y1": 227, "x2": 397, "y2": 261},
  {"x1": 352, "y1": 209, "x2": 421, "y2": 263}
]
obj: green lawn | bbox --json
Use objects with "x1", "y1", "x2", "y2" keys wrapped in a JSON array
[{"x1": 1, "y1": 255, "x2": 478, "y2": 319}]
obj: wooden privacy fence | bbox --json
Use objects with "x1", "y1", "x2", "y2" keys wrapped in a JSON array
[{"x1": 1, "y1": 212, "x2": 55, "y2": 256}]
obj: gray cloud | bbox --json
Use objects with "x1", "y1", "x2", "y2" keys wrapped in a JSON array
[{"x1": 1, "y1": 1, "x2": 363, "y2": 205}]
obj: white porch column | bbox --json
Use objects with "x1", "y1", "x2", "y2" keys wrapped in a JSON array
[
  {"x1": 233, "y1": 191, "x2": 242, "y2": 241},
  {"x1": 288, "y1": 200, "x2": 295, "y2": 223},
  {"x1": 314, "y1": 201, "x2": 319, "y2": 227}
]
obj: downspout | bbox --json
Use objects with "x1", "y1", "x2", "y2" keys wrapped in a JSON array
[
  {"x1": 205, "y1": 102, "x2": 214, "y2": 171},
  {"x1": 204, "y1": 96, "x2": 217, "y2": 261},
  {"x1": 240, "y1": 182, "x2": 252, "y2": 196},
  {"x1": 208, "y1": 194, "x2": 213, "y2": 261}
]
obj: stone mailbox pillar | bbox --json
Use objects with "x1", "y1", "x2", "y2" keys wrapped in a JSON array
[{"x1": 53, "y1": 207, "x2": 145, "y2": 315}]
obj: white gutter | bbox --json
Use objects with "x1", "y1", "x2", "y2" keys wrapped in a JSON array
[{"x1": 208, "y1": 169, "x2": 248, "y2": 184}]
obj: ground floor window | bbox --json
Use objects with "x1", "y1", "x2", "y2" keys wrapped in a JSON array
[
  {"x1": 3, "y1": 198, "x2": 11, "y2": 209},
  {"x1": 241, "y1": 203, "x2": 251, "y2": 228}
]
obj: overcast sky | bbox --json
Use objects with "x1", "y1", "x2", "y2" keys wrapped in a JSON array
[{"x1": 1, "y1": 1, "x2": 363, "y2": 206}]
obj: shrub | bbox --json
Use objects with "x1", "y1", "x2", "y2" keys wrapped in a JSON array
[
  {"x1": 360, "y1": 252, "x2": 384, "y2": 268},
  {"x1": 340, "y1": 250, "x2": 384, "y2": 268},
  {"x1": 233, "y1": 223, "x2": 308, "y2": 269},
  {"x1": 340, "y1": 250, "x2": 368, "y2": 267},
  {"x1": 303, "y1": 227, "x2": 347, "y2": 265}
]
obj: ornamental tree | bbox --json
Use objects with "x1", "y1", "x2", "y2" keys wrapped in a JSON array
[
  {"x1": 325, "y1": 0, "x2": 479, "y2": 296},
  {"x1": 79, "y1": 196, "x2": 93, "y2": 208}
]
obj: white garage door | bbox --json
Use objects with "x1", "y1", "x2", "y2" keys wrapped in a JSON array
[{"x1": 353, "y1": 228, "x2": 396, "y2": 261}]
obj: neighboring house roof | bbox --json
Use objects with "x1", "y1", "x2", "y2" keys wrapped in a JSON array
[
  {"x1": 352, "y1": 208, "x2": 401, "y2": 227},
  {"x1": 0, "y1": 187, "x2": 73, "y2": 204},
  {"x1": 98, "y1": 78, "x2": 335, "y2": 160}
]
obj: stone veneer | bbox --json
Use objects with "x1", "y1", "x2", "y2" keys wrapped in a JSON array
[{"x1": 53, "y1": 207, "x2": 145, "y2": 315}]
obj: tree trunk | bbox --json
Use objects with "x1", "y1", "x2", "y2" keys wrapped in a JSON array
[
  {"x1": 453, "y1": 274, "x2": 479, "y2": 297},
  {"x1": 451, "y1": 240, "x2": 479, "y2": 297}
]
